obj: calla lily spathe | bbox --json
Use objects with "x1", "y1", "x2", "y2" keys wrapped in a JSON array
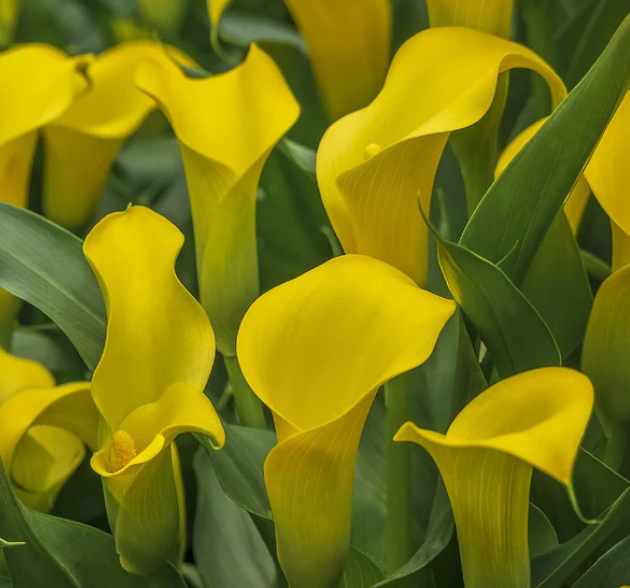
[
  {"x1": 396, "y1": 368, "x2": 593, "y2": 588},
  {"x1": 427, "y1": 0, "x2": 515, "y2": 38},
  {"x1": 0, "y1": 44, "x2": 91, "y2": 346},
  {"x1": 280, "y1": 0, "x2": 391, "y2": 120},
  {"x1": 317, "y1": 27, "x2": 565, "y2": 286},
  {"x1": 84, "y1": 206, "x2": 224, "y2": 575},
  {"x1": 136, "y1": 44, "x2": 299, "y2": 357},
  {"x1": 43, "y1": 41, "x2": 194, "y2": 232},
  {"x1": 0, "y1": 349, "x2": 98, "y2": 512},
  {"x1": 238, "y1": 255, "x2": 455, "y2": 588}
]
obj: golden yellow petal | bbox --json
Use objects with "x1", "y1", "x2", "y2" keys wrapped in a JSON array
[
  {"x1": 0, "y1": 348, "x2": 54, "y2": 404},
  {"x1": 83, "y1": 206, "x2": 216, "y2": 434},
  {"x1": 317, "y1": 27, "x2": 565, "y2": 285},
  {"x1": 42, "y1": 42, "x2": 195, "y2": 231},
  {"x1": 282, "y1": 0, "x2": 391, "y2": 120},
  {"x1": 238, "y1": 254, "x2": 455, "y2": 587},
  {"x1": 136, "y1": 44, "x2": 299, "y2": 354},
  {"x1": 396, "y1": 367, "x2": 593, "y2": 588}
]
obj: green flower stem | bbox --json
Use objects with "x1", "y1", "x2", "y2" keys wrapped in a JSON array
[
  {"x1": 223, "y1": 354, "x2": 267, "y2": 429},
  {"x1": 385, "y1": 372, "x2": 413, "y2": 573}
]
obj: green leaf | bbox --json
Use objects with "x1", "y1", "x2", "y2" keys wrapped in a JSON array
[
  {"x1": 192, "y1": 449, "x2": 276, "y2": 588},
  {"x1": 569, "y1": 534, "x2": 630, "y2": 588},
  {"x1": 437, "y1": 238, "x2": 561, "y2": 377},
  {"x1": 520, "y1": 214, "x2": 592, "y2": 360},
  {"x1": 529, "y1": 504, "x2": 560, "y2": 557},
  {"x1": 0, "y1": 202, "x2": 106, "y2": 370},
  {"x1": 338, "y1": 550, "x2": 385, "y2": 588},
  {"x1": 567, "y1": 0, "x2": 630, "y2": 88},
  {"x1": 219, "y1": 12, "x2": 306, "y2": 52},
  {"x1": 0, "y1": 456, "x2": 184, "y2": 588},
  {"x1": 372, "y1": 484, "x2": 454, "y2": 588},
  {"x1": 532, "y1": 488, "x2": 630, "y2": 588},
  {"x1": 462, "y1": 12, "x2": 630, "y2": 285}
]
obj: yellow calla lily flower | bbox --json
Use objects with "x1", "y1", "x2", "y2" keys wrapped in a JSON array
[
  {"x1": 0, "y1": 348, "x2": 98, "y2": 512},
  {"x1": 42, "y1": 42, "x2": 194, "y2": 232},
  {"x1": 136, "y1": 44, "x2": 300, "y2": 357},
  {"x1": 317, "y1": 27, "x2": 565, "y2": 286},
  {"x1": 0, "y1": 0, "x2": 19, "y2": 45},
  {"x1": 396, "y1": 367, "x2": 593, "y2": 588},
  {"x1": 0, "y1": 44, "x2": 90, "y2": 346},
  {"x1": 496, "y1": 118, "x2": 591, "y2": 233},
  {"x1": 237, "y1": 254, "x2": 456, "y2": 588},
  {"x1": 83, "y1": 206, "x2": 225, "y2": 576},
  {"x1": 427, "y1": 0, "x2": 515, "y2": 38},
  {"x1": 281, "y1": 0, "x2": 391, "y2": 120}
]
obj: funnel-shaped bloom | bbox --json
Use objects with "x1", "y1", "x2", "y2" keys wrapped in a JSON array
[
  {"x1": 0, "y1": 45, "x2": 90, "y2": 343},
  {"x1": 0, "y1": 349, "x2": 98, "y2": 512},
  {"x1": 281, "y1": 0, "x2": 391, "y2": 120},
  {"x1": 396, "y1": 368, "x2": 593, "y2": 588},
  {"x1": 136, "y1": 45, "x2": 300, "y2": 356},
  {"x1": 42, "y1": 42, "x2": 194, "y2": 232},
  {"x1": 427, "y1": 0, "x2": 515, "y2": 38},
  {"x1": 317, "y1": 27, "x2": 565, "y2": 286},
  {"x1": 238, "y1": 255, "x2": 455, "y2": 588},
  {"x1": 84, "y1": 206, "x2": 225, "y2": 575},
  {"x1": 496, "y1": 118, "x2": 591, "y2": 233}
]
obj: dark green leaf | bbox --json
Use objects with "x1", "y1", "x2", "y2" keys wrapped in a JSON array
[
  {"x1": 532, "y1": 488, "x2": 630, "y2": 588},
  {"x1": 567, "y1": 0, "x2": 630, "y2": 88},
  {"x1": 520, "y1": 214, "x2": 592, "y2": 360},
  {"x1": 193, "y1": 449, "x2": 276, "y2": 588},
  {"x1": 437, "y1": 239, "x2": 561, "y2": 377},
  {"x1": 569, "y1": 534, "x2": 630, "y2": 588},
  {"x1": 0, "y1": 202, "x2": 106, "y2": 370},
  {"x1": 0, "y1": 458, "x2": 184, "y2": 588},
  {"x1": 530, "y1": 504, "x2": 560, "y2": 557}
]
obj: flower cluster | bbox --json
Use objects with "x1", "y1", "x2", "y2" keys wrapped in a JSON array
[{"x1": 0, "y1": 1, "x2": 629, "y2": 588}]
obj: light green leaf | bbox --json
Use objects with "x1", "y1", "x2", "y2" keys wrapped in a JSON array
[{"x1": 0, "y1": 202, "x2": 106, "y2": 370}]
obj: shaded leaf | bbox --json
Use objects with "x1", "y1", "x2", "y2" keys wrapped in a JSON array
[{"x1": 0, "y1": 202, "x2": 106, "y2": 370}]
